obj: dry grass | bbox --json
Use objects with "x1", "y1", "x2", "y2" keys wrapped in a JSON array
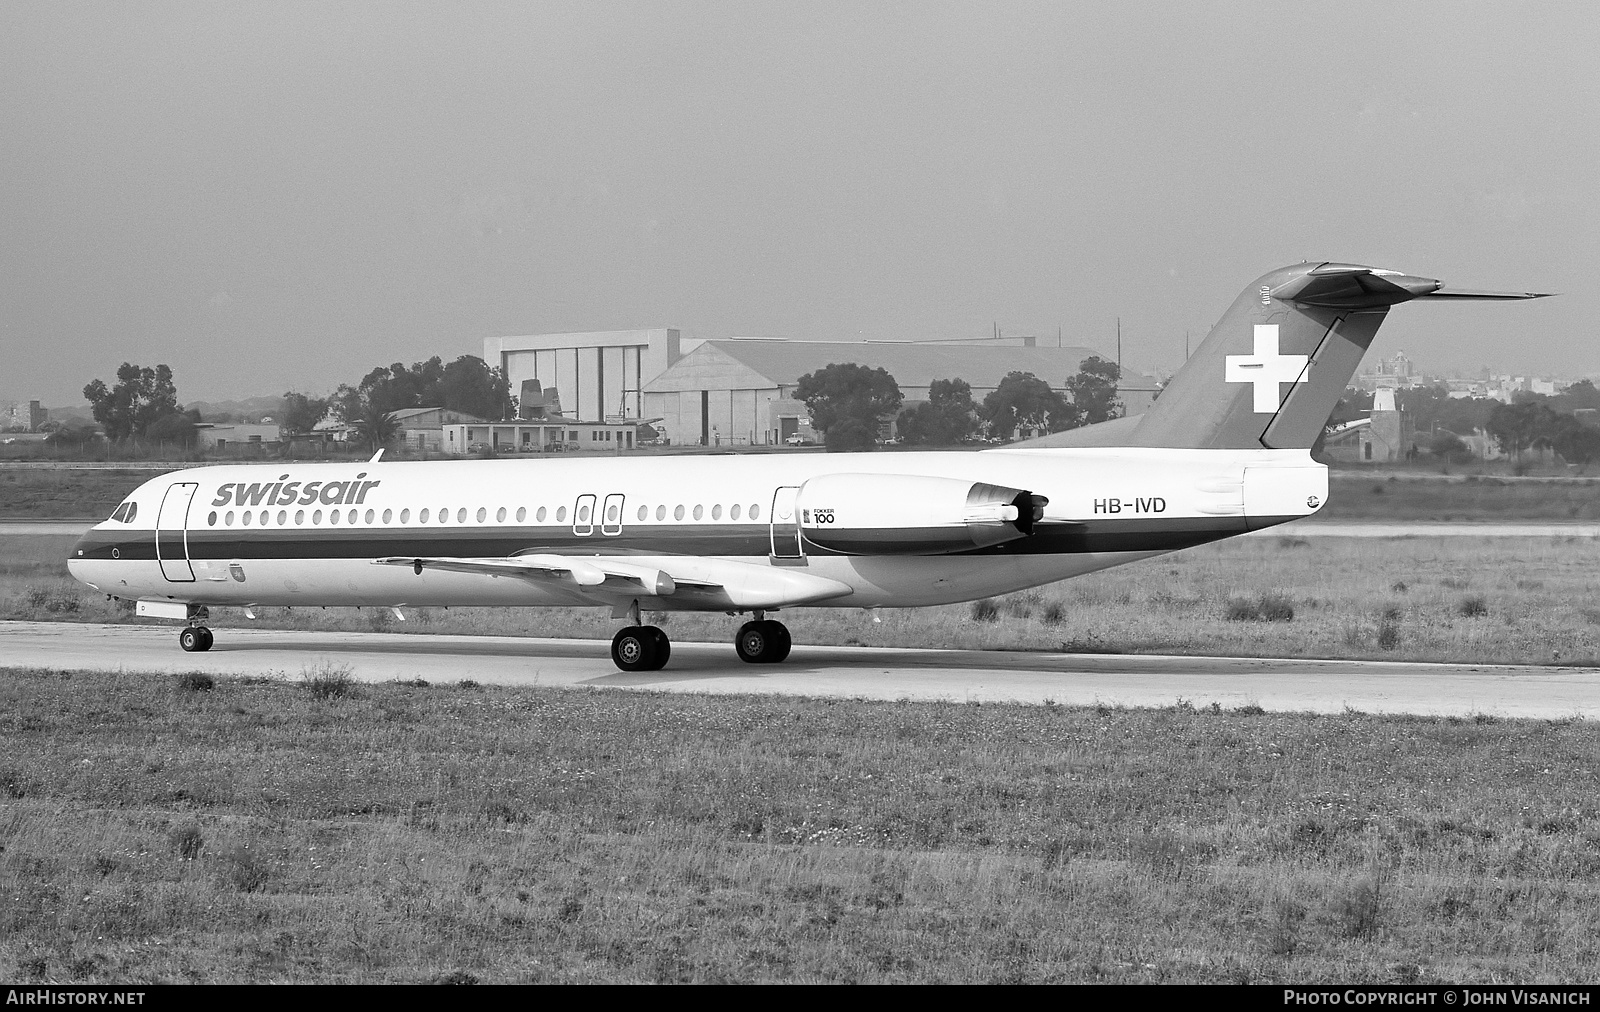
[
  {"x1": 3, "y1": 668, "x2": 1600, "y2": 982},
  {"x1": 13, "y1": 533, "x2": 1600, "y2": 665}
]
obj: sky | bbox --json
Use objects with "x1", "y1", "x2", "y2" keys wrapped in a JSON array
[{"x1": 3, "y1": 1, "x2": 1596, "y2": 408}]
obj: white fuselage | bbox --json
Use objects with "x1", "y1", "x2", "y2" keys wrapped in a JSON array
[{"x1": 67, "y1": 447, "x2": 1325, "y2": 613}]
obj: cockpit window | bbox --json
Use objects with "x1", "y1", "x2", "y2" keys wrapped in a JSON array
[{"x1": 109, "y1": 501, "x2": 137, "y2": 523}]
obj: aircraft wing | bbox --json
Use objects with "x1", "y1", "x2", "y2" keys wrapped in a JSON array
[{"x1": 371, "y1": 554, "x2": 855, "y2": 610}]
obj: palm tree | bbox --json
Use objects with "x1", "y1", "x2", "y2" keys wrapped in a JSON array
[{"x1": 349, "y1": 403, "x2": 401, "y2": 454}]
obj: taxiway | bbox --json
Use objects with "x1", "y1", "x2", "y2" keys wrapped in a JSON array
[{"x1": 3, "y1": 620, "x2": 1596, "y2": 719}]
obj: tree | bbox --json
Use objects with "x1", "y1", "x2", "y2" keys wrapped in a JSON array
[
  {"x1": 145, "y1": 412, "x2": 198, "y2": 448},
  {"x1": 349, "y1": 403, "x2": 402, "y2": 454},
  {"x1": 441, "y1": 355, "x2": 513, "y2": 420},
  {"x1": 82, "y1": 363, "x2": 182, "y2": 442},
  {"x1": 980, "y1": 372, "x2": 1077, "y2": 440},
  {"x1": 897, "y1": 378, "x2": 978, "y2": 446},
  {"x1": 1552, "y1": 419, "x2": 1600, "y2": 469},
  {"x1": 279, "y1": 392, "x2": 331, "y2": 442},
  {"x1": 794, "y1": 363, "x2": 903, "y2": 452},
  {"x1": 1064, "y1": 356, "x2": 1122, "y2": 425},
  {"x1": 1486, "y1": 400, "x2": 1562, "y2": 460}
]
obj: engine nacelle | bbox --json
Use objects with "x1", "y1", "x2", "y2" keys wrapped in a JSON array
[{"x1": 795, "y1": 473, "x2": 1046, "y2": 555}]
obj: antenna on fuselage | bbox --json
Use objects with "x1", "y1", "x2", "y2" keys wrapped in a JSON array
[{"x1": 369, "y1": 449, "x2": 384, "y2": 463}]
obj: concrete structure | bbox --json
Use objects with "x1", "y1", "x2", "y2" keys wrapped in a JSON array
[
  {"x1": 485, "y1": 329, "x2": 685, "y2": 424},
  {"x1": 442, "y1": 419, "x2": 640, "y2": 454},
  {"x1": 27, "y1": 400, "x2": 47, "y2": 432},
  {"x1": 642, "y1": 339, "x2": 1159, "y2": 447},
  {"x1": 1322, "y1": 389, "x2": 1417, "y2": 463},
  {"x1": 388, "y1": 407, "x2": 490, "y2": 453},
  {"x1": 195, "y1": 423, "x2": 281, "y2": 453}
]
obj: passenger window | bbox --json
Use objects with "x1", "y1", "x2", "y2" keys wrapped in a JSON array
[
  {"x1": 439, "y1": 507, "x2": 449, "y2": 523},
  {"x1": 536, "y1": 506, "x2": 547, "y2": 522},
  {"x1": 313, "y1": 509, "x2": 323, "y2": 524},
  {"x1": 477, "y1": 507, "x2": 487, "y2": 523},
  {"x1": 382, "y1": 509, "x2": 392, "y2": 524},
  {"x1": 556, "y1": 507, "x2": 567, "y2": 522},
  {"x1": 242, "y1": 512, "x2": 253, "y2": 526},
  {"x1": 348, "y1": 509, "x2": 357, "y2": 524},
  {"x1": 366, "y1": 509, "x2": 376, "y2": 524},
  {"x1": 516, "y1": 507, "x2": 526, "y2": 522},
  {"x1": 750, "y1": 504, "x2": 761, "y2": 520},
  {"x1": 674, "y1": 505, "x2": 684, "y2": 521},
  {"x1": 207, "y1": 511, "x2": 217, "y2": 526},
  {"x1": 711, "y1": 504, "x2": 722, "y2": 520},
  {"x1": 260, "y1": 511, "x2": 270, "y2": 525},
  {"x1": 295, "y1": 510, "x2": 305, "y2": 525},
  {"x1": 401, "y1": 509, "x2": 410, "y2": 523},
  {"x1": 637, "y1": 505, "x2": 648, "y2": 521},
  {"x1": 419, "y1": 508, "x2": 430, "y2": 523},
  {"x1": 457, "y1": 508, "x2": 467, "y2": 523},
  {"x1": 329, "y1": 510, "x2": 339, "y2": 525},
  {"x1": 497, "y1": 507, "x2": 506, "y2": 522},
  {"x1": 730, "y1": 504, "x2": 741, "y2": 520},
  {"x1": 692, "y1": 505, "x2": 703, "y2": 520},
  {"x1": 278, "y1": 510, "x2": 288, "y2": 525},
  {"x1": 656, "y1": 505, "x2": 666, "y2": 521}
]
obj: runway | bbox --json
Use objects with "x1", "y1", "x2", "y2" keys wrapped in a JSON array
[{"x1": 3, "y1": 620, "x2": 1597, "y2": 719}]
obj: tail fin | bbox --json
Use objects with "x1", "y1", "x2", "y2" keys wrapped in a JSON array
[{"x1": 1025, "y1": 262, "x2": 1549, "y2": 451}]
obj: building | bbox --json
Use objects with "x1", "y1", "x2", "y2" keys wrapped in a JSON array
[
  {"x1": 485, "y1": 329, "x2": 686, "y2": 424},
  {"x1": 1356, "y1": 351, "x2": 1418, "y2": 391},
  {"x1": 642, "y1": 339, "x2": 1159, "y2": 446},
  {"x1": 27, "y1": 400, "x2": 47, "y2": 432},
  {"x1": 195, "y1": 422, "x2": 281, "y2": 453},
  {"x1": 1322, "y1": 389, "x2": 1417, "y2": 462},
  {"x1": 388, "y1": 406, "x2": 490, "y2": 453},
  {"x1": 441, "y1": 418, "x2": 641, "y2": 454}
]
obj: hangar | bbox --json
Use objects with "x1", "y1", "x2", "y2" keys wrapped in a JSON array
[{"x1": 642, "y1": 339, "x2": 1159, "y2": 447}]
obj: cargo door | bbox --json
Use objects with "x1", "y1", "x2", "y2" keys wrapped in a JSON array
[
  {"x1": 155, "y1": 482, "x2": 197, "y2": 582},
  {"x1": 769, "y1": 486, "x2": 804, "y2": 559}
]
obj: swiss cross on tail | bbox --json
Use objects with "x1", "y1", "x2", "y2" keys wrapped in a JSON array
[{"x1": 1224, "y1": 325, "x2": 1310, "y2": 413}]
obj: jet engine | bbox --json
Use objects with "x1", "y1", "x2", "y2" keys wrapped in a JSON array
[{"x1": 794, "y1": 474, "x2": 1047, "y2": 555}]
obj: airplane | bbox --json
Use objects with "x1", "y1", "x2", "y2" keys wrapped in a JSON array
[{"x1": 66, "y1": 262, "x2": 1548, "y2": 671}]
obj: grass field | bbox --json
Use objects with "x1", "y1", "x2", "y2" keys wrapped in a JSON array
[
  {"x1": 10, "y1": 531, "x2": 1600, "y2": 666},
  {"x1": 3, "y1": 667, "x2": 1599, "y2": 983},
  {"x1": 5, "y1": 463, "x2": 1600, "y2": 522}
]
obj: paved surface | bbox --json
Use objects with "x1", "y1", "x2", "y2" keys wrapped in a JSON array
[{"x1": 3, "y1": 620, "x2": 1597, "y2": 718}]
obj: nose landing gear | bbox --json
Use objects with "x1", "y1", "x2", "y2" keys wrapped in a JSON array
[{"x1": 178, "y1": 625, "x2": 214, "y2": 652}]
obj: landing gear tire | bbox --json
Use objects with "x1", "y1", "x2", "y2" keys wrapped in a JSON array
[
  {"x1": 612, "y1": 625, "x2": 670, "y2": 672},
  {"x1": 736, "y1": 620, "x2": 791, "y2": 664},
  {"x1": 647, "y1": 626, "x2": 670, "y2": 668},
  {"x1": 179, "y1": 626, "x2": 212, "y2": 653}
]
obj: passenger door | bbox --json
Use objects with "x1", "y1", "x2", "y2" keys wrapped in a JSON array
[
  {"x1": 156, "y1": 482, "x2": 197, "y2": 582},
  {"x1": 769, "y1": 486, "x2": 804, "y2": 559}
]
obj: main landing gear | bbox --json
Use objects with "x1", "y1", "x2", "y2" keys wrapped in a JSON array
[
  {"x1": 735, "y1": 617, "x2": 790, "y2": 664},
  {"x1": 178, "y1": 625, "x2": 214, "y2": 652},
  {"x1": 611, "y1": 625, "x2": 671, "y2": 672}
]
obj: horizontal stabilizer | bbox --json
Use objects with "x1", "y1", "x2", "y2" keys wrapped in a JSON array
[{"x1": 1414, "y1": 288, "x2": 1555, "y2": 300}]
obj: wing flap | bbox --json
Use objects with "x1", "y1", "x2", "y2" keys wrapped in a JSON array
[{"x1": 373, "y1": 554, "x2": 853, "y2": 608}]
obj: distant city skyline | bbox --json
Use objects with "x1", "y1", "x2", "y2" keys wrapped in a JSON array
[{"x1": 5, "y1": 3, "x2": 1595, "y2": 407}]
